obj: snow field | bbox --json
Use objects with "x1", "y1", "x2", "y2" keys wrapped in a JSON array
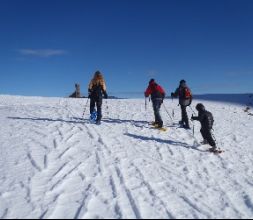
[{"x1": 0, "y1": 95, "x2": 253, "y2": 219}]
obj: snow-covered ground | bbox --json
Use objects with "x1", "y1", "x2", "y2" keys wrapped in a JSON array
[{"x1": 0, "y1": 95, "x2": 253, "y2": 219}]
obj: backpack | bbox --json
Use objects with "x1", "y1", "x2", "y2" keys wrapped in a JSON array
[
  {"x1": 184, "y1": 87, "x2": 192, "y2": 99},
  {"x1": 206, "y1": 111, "x2": 214, "y2": 129},
  {"x1": 91, "y1": 84, "x2": 103, "y2": 98},
  {"x1": 150, "y1": 84, "x2": 165, "y2": 100}
]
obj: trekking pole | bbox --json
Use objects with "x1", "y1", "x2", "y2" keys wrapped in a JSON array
[
  {"x1": 63, "y1": 98, "x2": 79, "y2": 119},
  {"x1": 187, "y1": 104, "x2": 196, "y2": 137},
  {"x1": 191, "y1": 114, "x2": 195, "y2": 136},
  {"x1": 189, "y1": 105, "x2": 196, "y2": 116},
  {"x1": 105, "y1": 99, "x2": 109, "y2": 118},
  {"x1": 106, "y1": 99, "x2": 109, "y2": 111},
  {"x1": 145, "y1": 97, "x2": 147, "y2": 111},
  {"x1": 171, "y1": 97, "x2": 175, "y2": 119},
  {"x1": 163, "y1": 103, "x2": 173, "y2": 122},
  {"x1": 82, "y1": 98, "x2": 90, "y2": 119}
]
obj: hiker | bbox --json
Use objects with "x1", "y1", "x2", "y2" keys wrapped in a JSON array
[
  {"x1": 145, "y1": 79, "x2": 166, "y2": 128},
  {"x1": 171, "y1": 80, "x2": 192, "y2": 129},
  {"x1": 88, "y1": 71, "x2": 108, "y2": 124},
  {"x1": 191, "y1": 103, "x2": 218, "y2": 152}
]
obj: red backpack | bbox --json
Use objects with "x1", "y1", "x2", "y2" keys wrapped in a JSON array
[{"x1": 184, "y1": 87, "x2": 192, "y2": 99}]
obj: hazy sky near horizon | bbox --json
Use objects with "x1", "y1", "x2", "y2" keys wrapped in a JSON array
[{"x1": 0, "y1": 0, "x2": 253, "y2": 97}]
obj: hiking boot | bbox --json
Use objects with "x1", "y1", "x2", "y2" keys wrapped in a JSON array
[
  {"x1": 183, "y1": 125, "x2": 191, "y2": 129},
  {"x1": 209, "y1": 147, "x2": 218, "y2": 153},
  {"x1": 154, "y1": 124, "x2": 163, "y2": 129},
  {"x1": 200, "y1": 140, "x2": 209, "y2": 145},
  {"x1": 157, "y1": 124, "x2": 163, "y2": 129},
  {"x1": 152, "y1": 122, "x2": 159, "y2": 126}
]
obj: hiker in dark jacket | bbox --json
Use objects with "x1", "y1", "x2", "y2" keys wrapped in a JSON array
[
  {"x1": 145, "y1": 79, "x2": 166, "y2": 128},
  {"x1": 191, "y1": 103, "x2": 217, "y2": 152},
  {"x1": 171, "y1": 80, "x2": 192, "y2": 129},
  {"x1": 88, "y1": 71, "x2": 108, "y2": 124}
]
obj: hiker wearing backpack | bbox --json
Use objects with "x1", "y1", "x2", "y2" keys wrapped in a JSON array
[
  {"x1": 88, "y1": 71, "x2": 108, "y2": 124},
  {"x1": 191, "y1": 103, "x2": 218, "y2": 152},
  {"x1": 171, "y1": 80, "x2": 192, "y2": 129},
  {"x1": 145, "y1": 79, "x2": 166, "y2": 128}
]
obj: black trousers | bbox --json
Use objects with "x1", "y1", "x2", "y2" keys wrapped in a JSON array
[
  {"x1": 181, "y1": 105, "x2": 189, "y2": 127},
  {"x1": 201, "y1": 128, "x2": 216, "y2": 148},
  {"x1": 152, "y1": 99, "x2": 163, "y2": 127},
  {"x1": 90, "y1": 97, "x2": 103, "y2": 122}
]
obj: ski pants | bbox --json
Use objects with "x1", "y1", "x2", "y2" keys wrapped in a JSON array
[
  {"x1": 90, "y1": 97, "x2": 103, "y2": 122},
  {"x1": 152, "y1": 99, "x2": 163, "y2": 127},
  {"x1": 200, "y1": 128, "x2": 216, "y2": 148},
  {"x1": 181, "y1": 105, "x2": 189, "y2": 127}
]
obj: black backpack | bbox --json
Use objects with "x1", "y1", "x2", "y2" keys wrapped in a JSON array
[
  {"x1": 91, "y1": 84, "x2": 103, "y2": 98},
  {"x1": 206, "y1": 111, "x2": 214, "y2": 129}
]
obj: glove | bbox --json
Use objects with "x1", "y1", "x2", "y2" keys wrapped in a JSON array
[
  {"x1": 161, "y1": 93, "x2": 165, "y2": 103},
  {"x1": 88, "y1": 89, "x2": 92, "y2": 99},
  {"x1": 104, "y1": 92, "x2": 108, "y2": 99}
]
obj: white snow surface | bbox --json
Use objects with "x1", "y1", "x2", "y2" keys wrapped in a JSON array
[{"x1": 0, "y1": 95, "x2": 253, "y2": 219}]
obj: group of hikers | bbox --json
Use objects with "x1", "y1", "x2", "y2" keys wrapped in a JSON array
[{"x1": 87, "y1": 71, "x2": 219, "y2": 153}]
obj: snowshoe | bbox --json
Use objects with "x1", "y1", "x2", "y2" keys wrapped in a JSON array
[
  {"x1": 157, "y1": 127, "x2": 167, "y2": 132},
  {"x1": 208, "y1": 148, "x2": 224, "y2": 154},
  {"x1": 90, "y1": 111, "x2": 97, "y2": 122},
  {"x1": 151, "y1": 125, "x2": 168, "y2": 132}
]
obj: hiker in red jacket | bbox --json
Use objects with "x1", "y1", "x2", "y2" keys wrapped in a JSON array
[{"x1": 145, "y1": 79, "x2": 166, "y2": 128}]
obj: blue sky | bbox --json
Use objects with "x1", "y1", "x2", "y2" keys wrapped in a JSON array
[{"x1": 0, "y1": 0, "x2": 253, "y2": 98}]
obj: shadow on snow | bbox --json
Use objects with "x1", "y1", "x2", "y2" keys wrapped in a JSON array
[
  {"x1": 125, "y1": 133, "x2": 203, "y2": 152},
  {"x1": 7, "y1": 116, "x2": 149, "y2": 128},
  {"x1": 8, "y1": 117, "x2": 204, "y2": 152},
  {"x1": 8, "y1": 116, "x2": 89, "y2": 125}
]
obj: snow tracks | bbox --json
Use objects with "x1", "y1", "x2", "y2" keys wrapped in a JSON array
[{"x1": 0, "y1": 96, "x2": 253, "y2": 219}]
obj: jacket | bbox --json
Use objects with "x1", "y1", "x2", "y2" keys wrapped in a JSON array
[
  {"x1": 192, "y1": 110, "x2": 214, "y2": 130},
  {"x1": 145, "y1": 82, "x2": 166, "y2": 101}
]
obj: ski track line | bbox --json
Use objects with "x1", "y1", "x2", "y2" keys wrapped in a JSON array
[
  {"x1": 88, "y1": 117, "x2": 183, "y2": 219},
  {"x1": 84, "y1": 123, "x2": 142, "y2": 219},
  {"x1": 9, "y1": 100, "x2": 85, "y2": 218},
  {"x1": 130, "y1": 163, "x2": 175, "y2": 219},
  {"x1": 124, "y1": 133, "x2": 210, "y2": 217},
  {"x1": 0, "y1": 209, "x2": 9, "y2": 219},
  {"x1": 34, "y1": 103, "x2": 105, "y2": 218},
  {"x1": 83, "y1": 119, "x2": 126, "y2": 218},
  {"x1": 27, "y1": 152, "x2": 42, "y2": 172},
  {"x1": 75, "y1": 125, "x2": 122, "y2": 218},
  {"x1": 49, "y1": 162, "x2": 82, "y2": 192},
  {"x1": 109, "y1": 176, "x2": 123, "y2": 219}
]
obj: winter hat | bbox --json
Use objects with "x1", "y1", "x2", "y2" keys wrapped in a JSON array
[
  {"x1": 196, "y1": 103, "x2": 205, "y2": 112},
  {"x1": 180, "y1": 79, "x2": 186, "y2": 85},
  {"x1": 149, "y1": 79, "x2": 155, "y2": 85},
  {"x1": 95, "y1": 70, "x2": 102, "y2": 76}
]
